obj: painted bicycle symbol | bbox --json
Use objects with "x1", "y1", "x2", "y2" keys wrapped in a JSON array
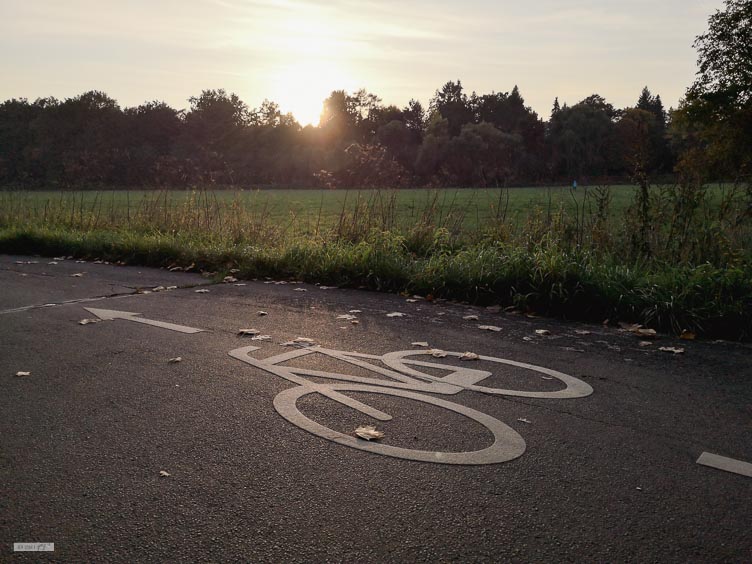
[{"x1": 229, "y1": 345, "x2": 593, "y2": 465}]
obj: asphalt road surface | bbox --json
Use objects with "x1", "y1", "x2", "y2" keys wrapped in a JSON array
[{"x1": 1, "y1": 254, "x2": 751, "y2": 562}]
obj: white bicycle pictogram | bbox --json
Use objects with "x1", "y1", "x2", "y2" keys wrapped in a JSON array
[{"x1": 229, "y1": 345, "x2": 593, "y2": 465}]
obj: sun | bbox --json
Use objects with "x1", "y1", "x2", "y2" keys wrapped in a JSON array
[{"x1": 269, "y1": 59, "x2": 356, "y2": 127}]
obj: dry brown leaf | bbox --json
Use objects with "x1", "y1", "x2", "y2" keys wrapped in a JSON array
[
  {"x1": 223, "y1": 276, "x2": 238, "y2": 283},
  {"x1": 462, "y1": 315, "x2": 479, "y2": 321},
  {"x1": 405, "y1": 298, "x2": 419, "y2": 303},
  {"x1": 71, "y1": 273, "x2": 84, "y2": 277},
  {"x1": 517, "y1": 418, "x2": 531, "y2": 424},
  {"x1": 251, "y1": 335, "x2": 271, "y2": 341},
  {"x1": 634, "y1": 328, "x2": 657, "y2": 339},
  {"x1": 78, "y1": 318, "x2": 100, "y2": 325},
  {"x1": 680, "y1": 330, "x2": 696, "y2": 341},
  {"x1": 460, "y1": 352, "x2": 479, "y2": 361},
  {"x1": 354, "y1": 425, "x2": 384, "y2": 441},
  {"x1": 168, "y1": 357, "x2": 182, "y2": 363},
  {"x1": 293, "y1": 288, "x2": 308, "y2": 292},
  {"x1": 159, "y1": 470, "x2": 170, "y2": 477},
  {"x1": 638, "y1": 341, "x2": 653, "y2": 347},
  {"x1": 348, "y1": 309, "x2": 362, "y2": 314},
  {"x1": 194, "y1": 289, "x2": 210, "y2": 293},
  {"x1": 387, "y1": 312, "x2": 406, "y2": 318},
  {"x1": 257, "y1": 311, "x2": 268, "y2": 316},
  {"x1": 336, "y1": 314, "x2": 357, "y2": 320},
  {"x1": 152, "y1": 286, "x2": 166, "y2": 292},
  {"x1": 238, "y1": 328, "x2": 261, "y2": 336},
  {"x1": 15, "y1": 371, "x2": 31, "y2": 377},
  {"x1": 535, "y1": 329, "x2": 551, "y2": 336},
  {"x1": 478, "y1": 325, "x2": 501, "y2": 332},
  {"x1": 350, "y1": 320, "x2": 360, "y2": 325},
  {"x1": 429, "y1": 349, "x2": 447, "y2": 358},
  {"x1": 659, "y1": 346, "x2": 685, "y2": 354}
]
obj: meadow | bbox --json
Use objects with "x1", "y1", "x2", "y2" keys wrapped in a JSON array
[{"x1": 1, "y1": 184, "x2": 750, "y2": 339}]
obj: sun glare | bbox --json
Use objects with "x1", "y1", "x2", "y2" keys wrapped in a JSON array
[{"x1": 270, "y1": 60, "x2": 356, "y2": 126}]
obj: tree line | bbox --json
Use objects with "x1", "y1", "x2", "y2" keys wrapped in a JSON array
[{"x1": 0, "y1": 0, "x2": 749, "y2": 190}]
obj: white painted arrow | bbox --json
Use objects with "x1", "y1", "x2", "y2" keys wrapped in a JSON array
[{"x1": 83, "y1": 307, "x2": 204, "y2": 334}]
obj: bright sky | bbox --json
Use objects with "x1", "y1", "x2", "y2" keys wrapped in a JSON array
[{"x1": 0, "y1": 0, "x2": 723, "y2": 125}]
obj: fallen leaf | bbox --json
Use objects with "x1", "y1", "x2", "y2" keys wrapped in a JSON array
[
  {"x1": 152, "y1": 286, "x2": 166, "y2": 292},
  {"x1": 429, "y1": 349, "x2": 447, "y2": 358},
  {"x1": 257, "y1": 311, "x2": 268, "y2": 316},
  {"x1": 159, "y1": 470, "x2": 170, "y2": 477},
  {"x1": 638, "y1": 341, "x2": 653, "y2": 347},
  {"x1": 15, "y1": 371, "x2": 31, "y2": 377},
  {"x1": 251, "y1": 335, "x2": 271, "y2": 341},
  {"x1": 238, "y1": 329, "x2": 261, "y2": 336},
  {"x1": 574, "y1": 329, "x2": 592, "y2": 335},
  {"x1": 619, "y1": 321, "x2": 641, "y2": 331},
  {"x1": 168, "y1": 357, "x2": 182, "y2": 363},
  {"x1": 78, "y1": 318, "x2": 100, "y2": 325},
  {"x1": 48, "y1": 261, "x2": 58, "y2": 265},
  {"x1": 405, "y1": 298, "x2": 418, "y2": 303},
  {"x1": 54, "y1": 256, "x2": 66, "y2": 261},
  {"x1": 319, "y1": 285, "x2": 337, "y2": 290},
  {"x1": 293, "y1": 288, "x2": 307, "y2": 292},
  {"x1": 517, "y1": 418, "x2": 531, "y2": 424},
  {"x1": 478, "y1": 325, "x2": 501, "y2": 332},
  {"x1": 459, "y1": 352, "x2": 479, "y2": 361},
  {"x1": 354, "y1": 425, "x2": 384, "y2": 441},
  {"x1": 634, "y1": 328, "x2": 657, "y2": 339},
  {"x1": 523, "y1": 336, "x2": 534, "y2": 342},
  {"x1": 386, "y1": 312, "x2": 406, "y2": 318},
  {"x1": 166, "y1": 286, "x2": 178, "y2": 290},
  {"x1": 194, "y1": 289, "x2": 210, "y2": 293},
  {"x1": 535, "y1": 329, "x2": 551, "y2": 336},
  {"x1": 680, "y1": 330, "x2": 696, "y2": 341},
  {"x1": 411, "y1": 341, "x2": 429, "y2": 347},
  {"x1": 336, "y1": 314, "x2": 357, "y2": 321},
  {"x1": 659, "y1": 346, "x2": 685, "y2": 354},
  {"x1": 229, "y1": 268, "x2": 240, "y2": 274},
  {"x1": 541, "y1": 376, "x2": 554, "y2": 380},
  {"x1": 462, "y1": 315, "x2": 479, "y2": 321},
  {"x1": 293, "y1": 337, "x2": 315, "y2": 343},
  {"x1": 75, "y1": 260, "x2": 86, "y2": 264},
  {"x1": 348, "y1": 309, "x2": 362, "y2": 314},
  {"x1": 350, "y1": 320, "x2": 360, "y2": 325},
  {"x1": 71, "y1": 273, "x2": 84, "y2": 277},
  {"x1": 223, "y1": 276, "x2": 238, "y2": 283}
]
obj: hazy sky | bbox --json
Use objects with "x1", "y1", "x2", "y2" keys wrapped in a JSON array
[{"x1": 0, "y1": 0, "x2": 723, "y2": 125}]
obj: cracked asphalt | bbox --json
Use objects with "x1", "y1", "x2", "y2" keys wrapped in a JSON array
[{"x1": 1, "y1": 253, "x2": 751, "y2": 562}]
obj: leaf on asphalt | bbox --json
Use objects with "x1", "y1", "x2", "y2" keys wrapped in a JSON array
[
  {"x1": 634, "y1": 328, "x2": 657, "y2": 339},
  {"x1": 354, "y1": 425, "x2": 384, "y2": 441},
  {"x1": 659, "y1": 346, "x2": 685, "y2": 354},
  {"x1": 462, "y1": 315, "x2": 479, "y2": 320},
  {"x1": 71, "y1": 273, "x2": 84, "y2": 277},
  {"x1": 405, "y1": 298, "x2": 418, "y2": 303},
  {"x1": 387, "y1": 312, "x2": 406, "y2": 317},
  {"x1": 680, "y1": 330, "x2": 696, "y2": 341},
  {"x1": 223, "y1": 276, "x2": 238, "y2": 283},
  {"x1": 638, "y1": 341, "x2": 653, "y2": 347},
  {"x1": 48, "y1": 261, "x2": 58, "y2": 265},
  {"x1": 159, "y1": 470, "x2": 170, "y2": 477},
  {"x1": 523, "y1": 336, "x2": 534, "y2": 341},
  {"x1": 293, "y1": 287, "x2": 308, "y2": 292},
  {"x1": 54, "y1": 256, "x2": 66, "y2": 261},
  {"x1": 619, "y1": 321, "x2": 642, "y2": 331},
  {"x1": 152, "y1": 286, "x2": 166, "y2": 292},
  {"x1": 294, "y1": 337, "x2": 315, "y2": 343},
  {"x1": 460, "y1": 352, "x2": 480, "y2": 361},
  {"x1": 168, "y1": 357, "x2": 182, "y2": 363},
  {"x1": 257, "y1": 311, "x2": 268, "y2": 316},
  {"x1": 234, "y1": 283, "x2": 247, "y2": 287},
  {"x1": 517, "y1": 418, "x2": 531, "y2": 424},
  {"x1": 574, "y1": 329, "x2": 592, "y2": 335},
  {"x1": 166, "y1": 286, "x2": 178, "y2": 290},
  {"x1": 478, "y1": 325, "x2": 501, "y2": 332},
  {"x1": 15, "y1": 371, "x2": 31, "y2": 377},
  {"x1": 411, "y1": 341, "x2": 429, "y2": 347},
  {"x1": 350, "y1": 320, "x2": 360, "y2": 325},
  {"x1": 319, "y1": 285, "x2": 337, "y2": 290},
  {"x1": 336, "y1": 314, "x2": 358, "y2": 320},
  {"x1": 535, "y1": 329, "x2": 551, "y2": 336},
  {"x1": 282, "y1": 337, "x2": 316, "y2": 347},
  {"x1": 78, "y1": 318, "x2": 100, "y2": 325},
  {"x1": 541, "y1": 376, "x2": 554, "y2": 380},
  {"x1": 238, "y1": 328, "x2": 261, "y2": 336},
  {"x1": 429, "y1": 349, "x2": 447, "y2": 358},
  {"x1": 251, "y1": 335, "x2": 271, "y2": 341},
  {"x1": 194, "y1": 289, "x2": 210, "y2": 293},
  {"x1": 348, "y1": 309, "x2": 362, "y2": 314}
]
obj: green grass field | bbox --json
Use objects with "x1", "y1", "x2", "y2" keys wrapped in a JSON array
[{"x1": 1, "y1": 184, "x2": 750, "y2": 339}]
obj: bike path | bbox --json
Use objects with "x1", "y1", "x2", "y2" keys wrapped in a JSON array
[{"x1": 1, "y1": 254, "x2": 751, "y2": 562}]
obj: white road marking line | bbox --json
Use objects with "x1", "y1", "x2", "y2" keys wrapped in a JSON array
[{"x1": 697, "y1": 452, "x2": 752, "y2": 478}]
